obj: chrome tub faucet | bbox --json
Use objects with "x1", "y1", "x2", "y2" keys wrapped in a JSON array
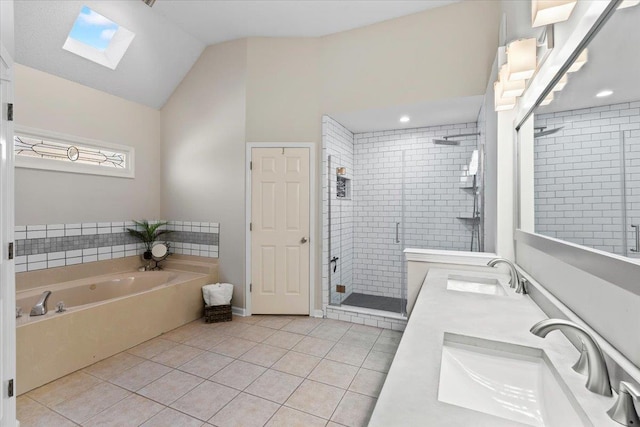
[
  {"x1": 530, "y1": 318, "x2": 612, "y2": 396},
  {"x1": 30, "y1": 290, "x2": 52, "y2": 316}
]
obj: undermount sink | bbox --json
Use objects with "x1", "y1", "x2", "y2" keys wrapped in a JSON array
[
  {"x1": 438, "y1": 334, "x2": 589, "y2": 427},
  {"x1": 447, "y1": 274, "x2": 507, "y2": 296}
]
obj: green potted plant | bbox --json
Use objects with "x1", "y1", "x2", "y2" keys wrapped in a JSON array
[{"x1": 126, "y1": 220, "x2": 173, "y2": 260}]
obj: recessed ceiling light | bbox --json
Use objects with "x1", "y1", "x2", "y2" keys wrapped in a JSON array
[
  {"x1": 400, "y1": 116, "x2": 410, "y2": 123},
  {"x1": 596, "y1": 90, "x2": 613, "y2": 98}
]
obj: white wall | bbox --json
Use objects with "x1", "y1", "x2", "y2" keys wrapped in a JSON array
[
  {"x1": 161, "y1": 39, "x2": 247, "y2": 303},
  {"x1": 496, "y1": 107, "x2": 516, "y2": 260},
  {"x1": 318, "y1": 1, "x2": 501, "y2": 114},
  {"x1": 14, "y1": 65, "x2": 161, "y2": 225},
  {"x1": 479, "y1": 52, "x2": 500, "y2": 254}
]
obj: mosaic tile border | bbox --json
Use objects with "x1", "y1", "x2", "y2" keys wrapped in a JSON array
[
  {"x1": 165, "y1": 221, "x2": 219, "y2": 258},
  {"x1": 15, "y1": 220, "x2": 219, "y2": 272}
]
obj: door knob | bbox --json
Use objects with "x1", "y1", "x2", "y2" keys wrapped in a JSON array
[{"x1": 300, "y1": 237, "x2": 308, "y2": 244}]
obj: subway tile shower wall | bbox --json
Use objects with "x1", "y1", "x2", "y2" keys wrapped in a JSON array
[
  {"x1": 14, "y1": 221, "x2": 219, "y2": 272},
  {"x1": 352, "y1": 123, "x2": 477, "y2": 299},
  {"x1": 534, "y1": 101, "x2": 640, "y2": 256},
  {"x1": 323, "y1": 116, "x2": 479, "y2": 306}
]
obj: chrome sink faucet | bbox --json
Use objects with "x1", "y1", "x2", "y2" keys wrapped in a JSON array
[
  {"x1": 30, "y1": 290, "x2": 52, "y2": 316},
  {"x1": 487, "y1": 258, "x2": 527, "y2": 294},
  {"x1": 608, "y1": 381, "x2": 640, "y2": 426},
  {"x1": 530, "y1": 318, "x2": 612, "y2": 396}
]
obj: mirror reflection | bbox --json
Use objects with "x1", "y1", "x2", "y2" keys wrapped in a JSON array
[{"x1": 532, "y1": 3, "x2": 640, "y2": 257}]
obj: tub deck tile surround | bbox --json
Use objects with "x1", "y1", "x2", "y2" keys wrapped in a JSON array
[
  {"x1": 18, "y1": 315, "x2": 401, "y2": 427},
  {"x1": 16, "y1": 257, "x2": 219, "y2": 395},
  {"x1": 15, "y1": 220, "x2": 220, "y2": 272}
]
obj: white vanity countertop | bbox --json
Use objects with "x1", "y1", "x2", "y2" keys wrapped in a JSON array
[{"x1": 368, "y1": 267, "x2": 619, "y2": 427}]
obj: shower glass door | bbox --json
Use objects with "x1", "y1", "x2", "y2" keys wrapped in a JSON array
[
  {"x1": 623, "y1": 129, "x2": 640, "y2": 257},
  {"x1": 328, "y1": 149, "x2": 407, "y2": 315},
  {"x1": 328, "y1": 154, "x2": 352, "y2": 306}
]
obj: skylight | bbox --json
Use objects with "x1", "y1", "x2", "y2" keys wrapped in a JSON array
[
  {"x1": 62, "y1": 6, "x2": 135, "y2": 70},
  {"x1": 68, "y1": 6, "x2": 119, "y2": 51}
]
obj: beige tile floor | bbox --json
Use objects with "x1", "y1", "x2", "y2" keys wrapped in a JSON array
[{"x1": 17, "y1": 315, "x2": 402, "y2": 427}]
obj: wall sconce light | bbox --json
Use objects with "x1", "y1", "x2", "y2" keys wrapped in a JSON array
[
  {"x1": 618, "y1": 0, "x2": 640, "y2": 9},
  {"x1": 494, "y1": 81, "x2": 516, "y2": 111},
  {"x1": 336, "y1": 167, "x2": 346, "y2": 175},
  {"x1": 551, "y1": 74, "x2": 568, "y2": 92},
  {"x1": 540, "y1": 92, "x2": 554, "y2": 106},
  {"x1": 499, "y1": 65, "x2": 526, "y2": 98},
  {"x1": 506, "y1": 38, "x2": 537, "y2": 81},
  {"x1": 567, "y1": 49, "x2": 588, "y2": 72},
  {"x1": 531, "y1": 0, "x2": 577, "y2": 28}
]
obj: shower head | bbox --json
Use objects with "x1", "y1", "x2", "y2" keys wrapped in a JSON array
[
  {"x1": 534, "y1": 126, "x2": 563, "y2": 138},
  {"x1": 433, "y1": 132, "x2": 480, "y2": 146}
]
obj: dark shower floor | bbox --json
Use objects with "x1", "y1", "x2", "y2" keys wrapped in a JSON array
[{"x1": 342, "y1": 292, "x2": 404, "y2": 314}]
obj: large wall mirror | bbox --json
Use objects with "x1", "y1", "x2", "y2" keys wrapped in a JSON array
[{"x1": 520, "y1": 2, "x2": 640, "y2": 259}]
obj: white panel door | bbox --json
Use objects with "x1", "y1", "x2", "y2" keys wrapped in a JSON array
[
  {"x1": 0, "y1": 42, "x2": 16, "y2": 425},
  {"x1": 251, "y1": 147, "x2": 310, "y2": 314}
]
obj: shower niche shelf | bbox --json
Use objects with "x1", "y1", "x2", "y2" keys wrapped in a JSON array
[
  {"x1": 337, "y1": 176, "x2": 351, "y2": 200},
  {"x1": 456, "y1": 216, "x2": 480, "y2": 221}
]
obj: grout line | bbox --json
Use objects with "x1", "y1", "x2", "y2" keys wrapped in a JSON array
[
  {"x1": 27, "y1": 395, "x2": 83, "y2": 427},
  {"x1": 25, "y1": 316, "x2": 399, "y2": 427}
]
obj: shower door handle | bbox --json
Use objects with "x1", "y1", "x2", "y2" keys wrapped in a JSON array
[
  {"x1": 631, "y1": 225, "x2": 640, "y2": 252},
  {"x1": 395, "y1": 222, "x2": 400, "y2": 243}
]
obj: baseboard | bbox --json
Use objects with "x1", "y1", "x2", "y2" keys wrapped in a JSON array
[
  {"x1": 231, "y1": 306, "x2": 246, "y2": 316},
  {"x1": 231, "y1": 307, "x2": 322, "y2": 318}
]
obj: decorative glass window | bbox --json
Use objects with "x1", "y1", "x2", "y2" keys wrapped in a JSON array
[
  {"x1": 14, "y1": 126, "x2": 135, "y2": 178},
  {"x1": 62, "y1": 6, "x2": 135, "y2": 70}
]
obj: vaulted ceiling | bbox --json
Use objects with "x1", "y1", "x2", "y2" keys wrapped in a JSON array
[{"x1": 15, "y1": 0, "x2": 460, "y2": 110}]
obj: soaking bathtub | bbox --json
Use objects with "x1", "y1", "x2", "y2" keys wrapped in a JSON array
[
  {"x1": 16, "y1": 268, "x2": 214, "y2": 394},
  {"x1": 17, "y1": 271, "x2": 186, "y2": 317}
]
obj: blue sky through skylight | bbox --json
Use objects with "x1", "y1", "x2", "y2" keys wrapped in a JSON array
[{"x1": 68, "y1": 6, "x2": 119, "y2": 51}]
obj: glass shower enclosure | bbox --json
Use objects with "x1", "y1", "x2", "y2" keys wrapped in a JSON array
[
  {"x1": 325, "y1": 129, "x2": 483, "y2": 317},
  {"x1": 327, "y1": 152, "x2": 407, "y2": 315}
]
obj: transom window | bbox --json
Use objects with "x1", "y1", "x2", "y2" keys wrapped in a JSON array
[{"x1": 14, "y1": 127, "x2": 135, "y2": 178}]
